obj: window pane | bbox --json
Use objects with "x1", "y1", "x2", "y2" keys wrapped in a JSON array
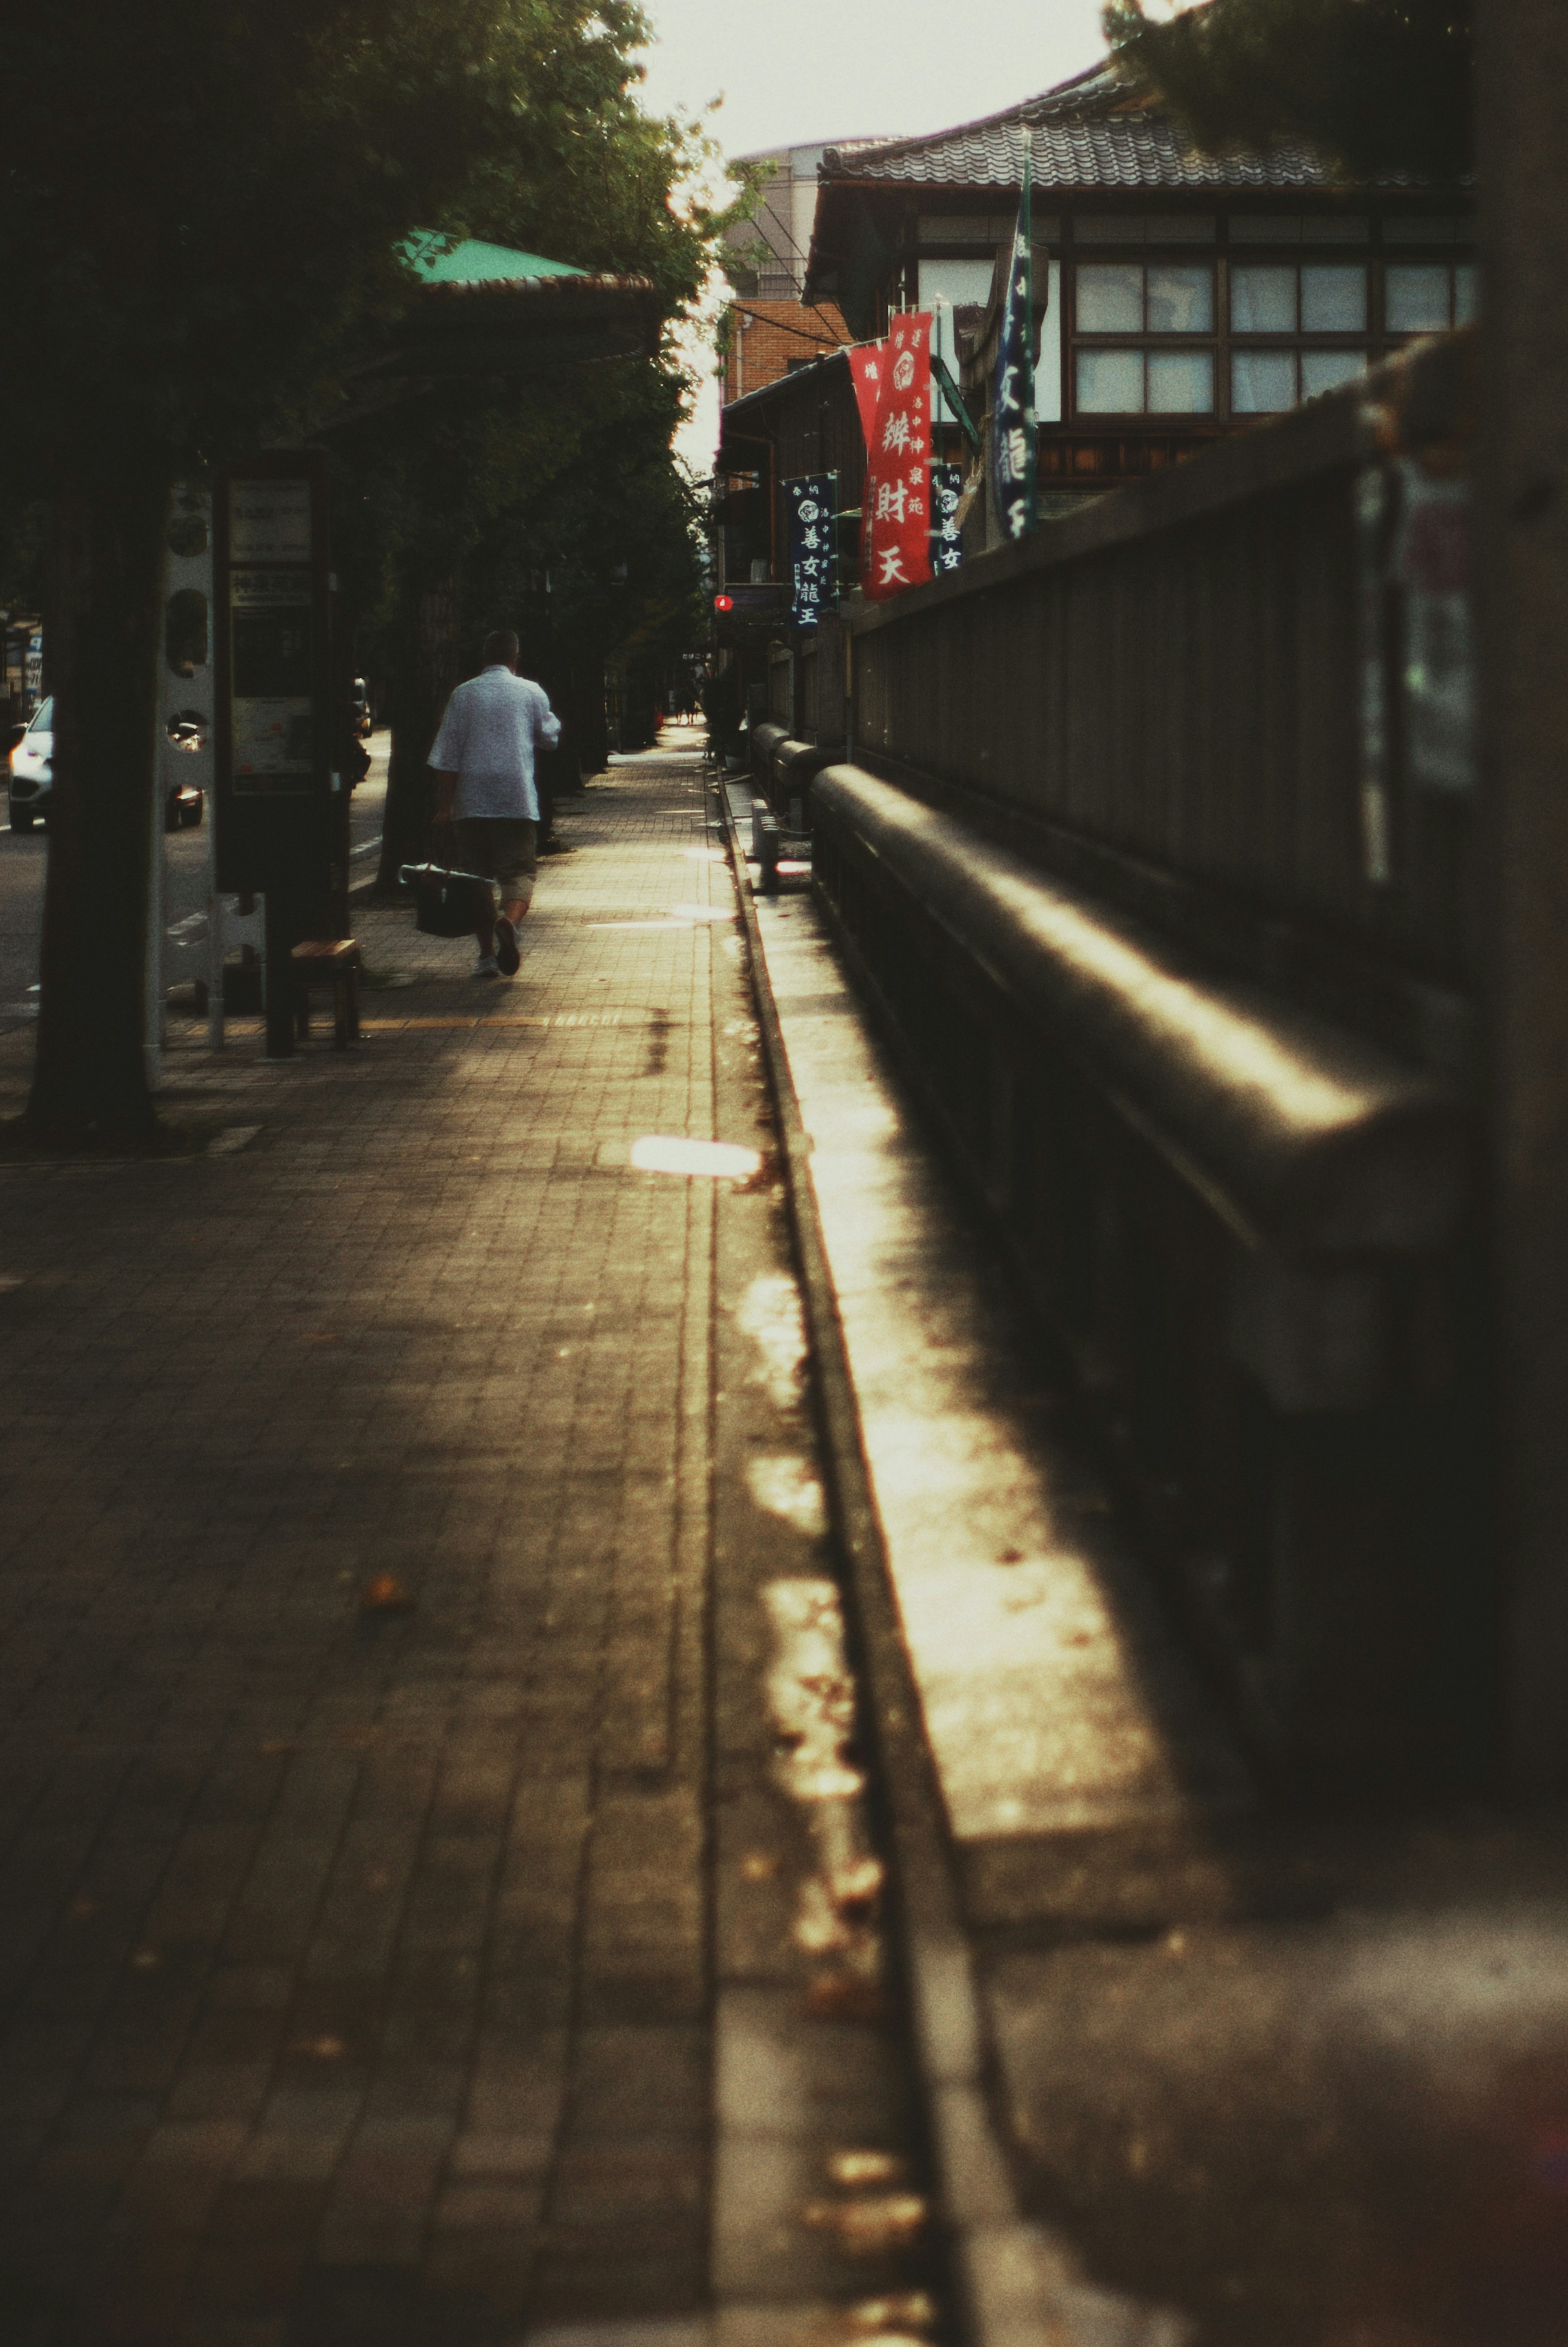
[
  {"x1": 1231, "y1": 263, "x2": 1295, "y2": 332},
  {"x1": 1231, "y1": 350, "x2": 1295, "y2": 414},
  {"x1": 1386, "y1": 263, "x2": 1450, "y2": 332},
  {"x1": 1148, "y1": 350, "x2": 1214, "y2": 413},
  {"x1": 1454, "y1": 263, "x2": 1479, "y2": 325},
  {"x1": 1147, "y1": 263, "x2": 1213, "y2": 333},
  {"x1": 1301, "y1": 264, "x2": 1367, "y2": 332},
  {"x1": 1300, "y1": 349, "x2": 1368, "y2": 399},
  {"x1": 919, "y1": 258, "x2": 998, "y2": 308},
  {"x1": 1076, "y1": 348, "x2": 1145, "y2": 412},
  {"x1": 1076, "y1": 263, "x2": 1143, "y2": 331}
]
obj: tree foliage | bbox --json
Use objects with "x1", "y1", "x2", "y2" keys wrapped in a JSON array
[
  {"x1": 331, "y1": 330, "x2": 706, "y2": 683},
  {"x1": 1103, "y1": 0, "x2": 1473, "y2": 182},
  {"x1": 0, "y1": 0, "x2": 726, "y2": 489},
  {"x1": 0, "y1": 0, "x2": 732, "y2": 1139},
  {"x1": 334, "y1": 348, "x2": 708, "y2": 886}
]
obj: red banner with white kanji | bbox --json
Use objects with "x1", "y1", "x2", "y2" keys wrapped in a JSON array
[
  {"x1": 847, "y1": 343, "x2": 886, "y2": 448},
  {"x1": 860, "y1": 313, "x2": 933, "y2": 602}
]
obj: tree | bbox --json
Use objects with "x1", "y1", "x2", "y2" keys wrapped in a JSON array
[
  {"x1": 329, "y1": 94, "x2": 753, "y2": 890},
  {"x1": 0, "y1": 0, "x2": 726, "y2": 1142},
  {"x1": 336, "y1": 355, "x2": 708, "y2": 890},
  {"x1": 1103, "y1": 0, "x2": 1473, "y2": 181}
]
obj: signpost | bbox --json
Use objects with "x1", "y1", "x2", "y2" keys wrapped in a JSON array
[{"x1": 214, "y1": 454, "x2": 340, "y2": 1055}]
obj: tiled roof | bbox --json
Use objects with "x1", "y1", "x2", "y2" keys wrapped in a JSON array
[{"x1": 820, "y1": 61, "x2": 1346, "y2": 194}]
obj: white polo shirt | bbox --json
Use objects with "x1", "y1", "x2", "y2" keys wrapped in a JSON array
[{"x1": 428, "y1": 665, "x2": 562, "y2": 820}]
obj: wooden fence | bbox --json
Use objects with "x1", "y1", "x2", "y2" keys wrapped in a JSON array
[
  {"x1": 791, "y1": 334, "x2": 1487, "y2": 1790},
  {"x1": 848, "y1": 333, "x2": 1477, "y2": 1081}
]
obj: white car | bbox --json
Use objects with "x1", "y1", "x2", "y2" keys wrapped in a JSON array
[
  {"x1": 6, "y1": 696, "x2": 203, "y2": 832},
  {"x1": 7, "y1": 697, "x2": 51, "y2": 831}
]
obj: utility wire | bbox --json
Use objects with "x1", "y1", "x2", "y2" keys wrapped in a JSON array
[
  {"x1": 730, "y1": 196, "x2": 849, "y2": 338},
  {"x1": 725, "y1": 301, "x2": 852, "y2": 352}
]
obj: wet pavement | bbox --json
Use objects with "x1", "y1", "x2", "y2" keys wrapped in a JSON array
[{"x1": 0, "y1": 738, "x2": 937, "y2": 2346}]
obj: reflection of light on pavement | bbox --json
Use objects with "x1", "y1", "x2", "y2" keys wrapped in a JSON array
[
  {"x1": 745, "y1": 1453, "x2": 826, "y2": 1537},
  {"x1": 586, "y1": 902, "x2": 734, "y2": 929},
  {"x1": 629, "y1": 1133, "x2": 761, "y2": 1180},
  {"x1": 764, "y1": 1579, "x2": 867, "y2": 1809},
  {"x1": 736, "y1": 1271, "x2": 807, "y2": 1410}
]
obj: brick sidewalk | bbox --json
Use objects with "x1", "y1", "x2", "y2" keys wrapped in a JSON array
[{"x1": 0, "y1": 747, "x2": 931, "y2": 2347}]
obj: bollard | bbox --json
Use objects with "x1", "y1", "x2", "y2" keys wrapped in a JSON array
[{"x1": 757, "y1": 812, "x2": 781, "y2": 897}]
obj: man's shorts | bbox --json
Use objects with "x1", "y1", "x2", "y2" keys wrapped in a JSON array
[{"x1": 452, "y1": 817, "x2": 537, "y2": 910}]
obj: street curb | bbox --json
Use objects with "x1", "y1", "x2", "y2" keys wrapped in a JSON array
[{"x1": 715, "y1": 784, "x2": 1091, "y2": 2347}]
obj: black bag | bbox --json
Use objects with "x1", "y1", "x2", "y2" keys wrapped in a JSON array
[{"x1": 400, "y1": 862, "x2": 491, "y2": 938}]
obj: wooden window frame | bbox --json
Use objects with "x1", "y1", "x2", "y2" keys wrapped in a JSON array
[
  {"x1": 1061, "y1": 216, "x2": 1475, "y2": 427},
  {"x1": 1068, "y1": 251, "x2": 1220, "y2": 423}
]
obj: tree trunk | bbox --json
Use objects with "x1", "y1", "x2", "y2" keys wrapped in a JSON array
[
  {"x1": 374, "y1": 579, "x2": 461, "y2": 893},
  {"x1": 574, "y1": 655, "x2": 610, "y2": 777},
  {"x1": 27, "y1": 468, "x2": 167, "y2": 1144}
]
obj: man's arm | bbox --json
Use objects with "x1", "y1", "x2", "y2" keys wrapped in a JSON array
[{"x1": 534, "y1": 686, "x2": 562, "y2": 751}]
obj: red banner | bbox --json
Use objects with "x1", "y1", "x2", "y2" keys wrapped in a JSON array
[
  {"x1": 847, "y1": 343, "x2": 886, "y2": 448},
  {"x1": 860, "y1": 313, "x2": 933, "y2": 602}
]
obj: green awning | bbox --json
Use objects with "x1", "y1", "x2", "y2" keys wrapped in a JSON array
[{"x1": 401, "y1": 235, "x2": 587, "y2": 285}]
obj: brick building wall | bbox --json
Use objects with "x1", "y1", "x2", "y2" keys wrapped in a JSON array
[{"x1": 722, "y1": 300, "x2": 851, "y2": 405}]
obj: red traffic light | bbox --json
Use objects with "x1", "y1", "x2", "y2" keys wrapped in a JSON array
[{"x1": 713, "y1": 592, "x2": 734, "y2": 612}]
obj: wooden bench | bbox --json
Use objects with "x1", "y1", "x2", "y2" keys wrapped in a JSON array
[{"x1": 290, "y1": 939, "x2": 361, "y2": 1048}]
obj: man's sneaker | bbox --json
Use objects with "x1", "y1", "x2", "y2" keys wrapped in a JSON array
[
  {"x1": 472, "y1": 955, "x2": 500, "y2": 980},
  {"x1": 494, "y1": 917, "x2": 521, "y2": 977}
]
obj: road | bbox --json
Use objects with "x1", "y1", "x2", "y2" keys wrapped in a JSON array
[{"x1": 0, "y1": 734, "x2": 388, "y2": 1027}]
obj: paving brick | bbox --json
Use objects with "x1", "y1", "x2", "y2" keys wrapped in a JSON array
[
  {"x1": 165, "y1": 2062, "x2": 274, "y2": 2124},
  {"x1": 432, "y1": 2175, "x2": 545, "y2": 2230},
  {"x1": 0, "y1": 748, "x2": 925, "y2": 2341},
  {"x1": 570, "y1": 2026, "x2": 708, "y2": 2142},
  {"x1": 547, "y1": 2140, "x2": 708, "y2": 2235},
  {"x1": 133, "y1": 2116, "x2": 250, "y2": 2173}
]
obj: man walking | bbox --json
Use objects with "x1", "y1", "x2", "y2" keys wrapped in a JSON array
[{"x1": 429, "y1": 629, "x2": 561, "y2": 978}]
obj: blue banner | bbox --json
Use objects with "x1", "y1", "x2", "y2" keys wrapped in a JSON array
[
  {"x1": 785, "y1": 474, "x2": 837, "y2": 629},
  {"x1": 930, "y1": 463, "x2": 964, "y2": 576},
  {"x1": 988, "y1": 136, "x2": 1036, "y2": 543}
]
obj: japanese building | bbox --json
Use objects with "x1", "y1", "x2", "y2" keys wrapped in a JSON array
[
  {"x1": 711, "y1": 56, "x2": 1475, "y2": 726},
  {"x1": 804, "y1": 60, "x2": 1476, "y2": 526},
  {"x1": 713, "y1": 140, "x2": 894, "y2": 696}
]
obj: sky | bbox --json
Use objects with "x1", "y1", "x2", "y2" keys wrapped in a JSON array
[
  {"x1": 636, "y1": 0, "x2": 1116, "y2": 472},
  {"x1": 633, "y1": 0, "x2": 1113, "y2": 161}
]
